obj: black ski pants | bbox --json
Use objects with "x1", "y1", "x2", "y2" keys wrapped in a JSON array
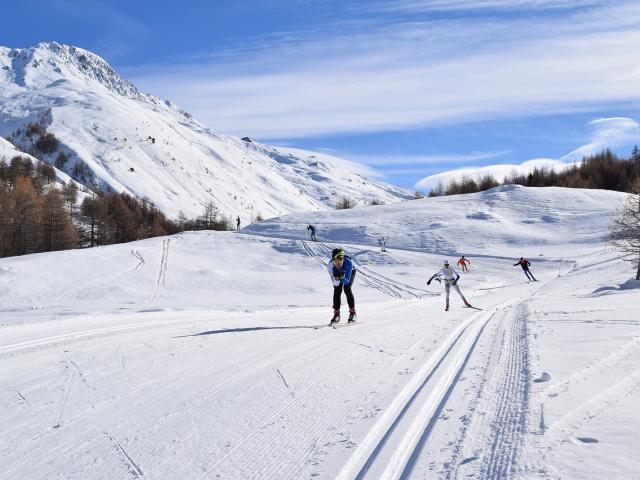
[
  {"x1": 333, "y1": 270, "x2": 356, "y2": 310},
  {"x1": 522, "y1": 267, "x2": 536, "y2": 281}
]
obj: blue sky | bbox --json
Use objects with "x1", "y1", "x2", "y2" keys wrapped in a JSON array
[{"x1": 3, "y1": 0, "x2": 640, "y2": 191}]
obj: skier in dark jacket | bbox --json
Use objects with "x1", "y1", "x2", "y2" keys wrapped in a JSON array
[
  {"x1": 307, "y1": 224, "x2": 317, "y2": 241},
  {"x1": 513, "y1": 257, "x2": 537, "y2": 281},
  {"x1": 327, "y1": 247, "x2": 357, "y2": 323}
]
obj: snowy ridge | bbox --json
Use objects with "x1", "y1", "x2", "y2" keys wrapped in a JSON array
[{"x1": 0, "y1": 42, "x2": 412, "y2": 220}]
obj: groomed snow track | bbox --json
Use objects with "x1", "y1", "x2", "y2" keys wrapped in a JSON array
[{"x1": 335, "y1": 301, "x2": 514, "y2": 480}]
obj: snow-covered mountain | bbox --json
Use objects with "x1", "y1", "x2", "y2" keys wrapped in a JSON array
[{"x1": 0, "y1": 42, "x2": 412, "y2": 220}]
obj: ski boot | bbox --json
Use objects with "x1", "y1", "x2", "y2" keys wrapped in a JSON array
[
  {"x1": 348, "y1": 308, "x2": 357, "y2": 323},
  {"x1": 330, "y1": 309, "x2": 340, "y2": 324},
  {"x1": 445, "y1": 304, "x2": 449, "y2": 311}
]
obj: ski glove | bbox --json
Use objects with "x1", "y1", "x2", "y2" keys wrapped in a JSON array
[
  {"x1": 427, "y1": 279, "x2": 432, "y2": 286},
  {"x1": 334, "y1": 273, "x2": 345, "y2": 280}
]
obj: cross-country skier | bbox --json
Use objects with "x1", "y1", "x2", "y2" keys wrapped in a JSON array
[
  {"x1": 513, "y1": 257, "x2": 537, "y2": 281},
  {"x1": 327, "y1": 247, "x2": 357, "y2": 323},
  {"x1": 307, "y1": 224, "x2": 317, "y2": 241},
  {"x1": 378, "y1": 237, "x2": 387, "y2": 252},
  {"x1": 427, "y1": 260, "x2": 472, "y2": 311},
  {"x1": 236, "y1": 216, "x2": 241, "y2": 231},
  {"x1": 457, "y1": 256, "x2": 470, "y2": 272}
]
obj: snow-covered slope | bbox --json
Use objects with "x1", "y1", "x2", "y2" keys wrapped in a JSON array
[
  {"x1": 0, "y1": 137, "x2": 88, "y2": 197},
  {"x1": 0, "y1": 42, "x2": 412, "y2": 220},
  {"x1": 244, "y1": 184, "x2": 624, "y2": 258},
  {"x1": 1, "y1": 183, "x2": 638, "y2": 479}
]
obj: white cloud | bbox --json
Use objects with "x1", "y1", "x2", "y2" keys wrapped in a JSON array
[
  {"x1": 414, "y1": 159, "x2": 571, "y2": 191},
  {"x1": 561, "y1": 117, "x2": 640, "y2": 161},
  {"x1": 414, "y1": 116, "x2": 640, "y2": 191},
  {"x1": 341, "y1": 150, "x2": 510, "y2": 167},
  {"x1": 383, "y1": 0, "x2": 605, "y2": 13},
  {"x1": 127, "y1": 1, "x2": 640, "y2": 139}
]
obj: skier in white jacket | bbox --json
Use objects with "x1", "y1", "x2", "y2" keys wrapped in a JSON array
[{"x1": 427, "y1": 260, "x2": 472, "y2": 311}]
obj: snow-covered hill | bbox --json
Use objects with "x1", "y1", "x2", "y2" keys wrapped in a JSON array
[
  {"x1": 244, "y1": 184, "x2": 624, "y2": 258},
  {"x1": 1, "y1": 186, "x2": 639, "y2": 479},
  {"x1": 0, "y1": 42, "x2": 412, "y2": 220}
]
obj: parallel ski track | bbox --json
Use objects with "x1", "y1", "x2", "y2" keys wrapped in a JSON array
[
  {"x1": 149, "y1": 238, "x2": 170, "y2": 303},
  {"x1": 1, "y1": 323, "x2": 346, "y2": 479},
  {"x1": 0, "y1": 319, "x2": 180, "y2": 355},
  {"x1": 301, "y1": 241, "x2": 427, "y2": 300},
  {"x1": 334, "y1": 302, "x2": 509, "y2": 480},
  {"x1": 52, "y1": 248, "x2": 145, "y2": 304},
  {"x1": 542, "y1": 335, "x2": 640, "y2": 400}
]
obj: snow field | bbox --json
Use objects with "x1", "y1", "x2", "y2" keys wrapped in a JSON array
[{"x1": 1, "y1": 186, "x2": 639, "y2": 479}]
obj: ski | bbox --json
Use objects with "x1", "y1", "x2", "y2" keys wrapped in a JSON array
[
  {"x1": 464, "y1": 304, "x2": 482, "y2": 310},
  {"x1": 313, "y1": 322, "x2": 358, "y2": 329},
  {"x1": 333, "y1": 322, "x2": 358, "y2": 329}
]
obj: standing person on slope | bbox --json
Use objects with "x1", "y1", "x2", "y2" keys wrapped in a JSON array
[
  {"x1": 307, "y1": 224, "x2": 317, "y2": 242},
  {"x1": 328, "y1": 248, "x2": 357, "y2": 323},
  {"x1": 457, "y1": 256, "x2": 470, "y2": 272},
  {"x1": 427, "y1": 260, "x2": 472, "y2": 311},
  {"x1": 513, "y1": 257, "x2": 537, "y2": 281}
]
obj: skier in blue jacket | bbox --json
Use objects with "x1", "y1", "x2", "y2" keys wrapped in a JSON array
[{"x1": 327, "y1": 247, "x2": 357, "y2": 323}]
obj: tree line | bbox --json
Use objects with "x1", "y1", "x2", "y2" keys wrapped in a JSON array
[
  {"x1": 0, "y1": 155, "x2": 235, "y2": 259},
  {"x1": 429, "y1": 149, "x2": 640, "y2": 197}
]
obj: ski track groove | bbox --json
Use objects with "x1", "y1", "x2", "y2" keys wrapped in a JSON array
[
  {"x1": 334, "y1": 304, "x2": 508, "y2": 480},
  {"x1": 549, "y1": 370, "x2": 640, "y2": 437},
  {"x1": 130, "y1": 332, "x2": 346, "y2": 479},
  {"x1": 242, "y1": 329, "x2": 403, "y2": 480},
  {"x1": 478, "y1": 302, "x2": 530, "y2": 480},
  {"x1": 276, "y1": 367, "x2": 295, "y2": 399},
  {"x1": 108, "y1": 433, "x2": 145, "y2": 478},
  {"x1": 302, "y1": 241, "x2": 421, "y2": 300},
  {"x1": 542, "y1": 335, "x2": 640, "y2": 400},
  {"x1": 441, "y1": 312, "x2": 504, "y2": 480},
  {"x1": 194, "y1": 341, "x2": 351, "y2": 479},
  {"x1": 149, "y1": 238, "x2": 170, "y2": 303},
  {"x1": 1, "y1": 324, "x2": 342, "y2": 479},
  {"x1": 52, "y1": 248, "x2": 145, "y2": 304},
  {"x1": 381, "y1": 308, "x2": 500, "y2": 480},
  {"x1": 53, "y1": 363, "x2": 74, "y2": 429},
  {"x1": 0, "y1": 319, "x2": 179, "y2": 355}
]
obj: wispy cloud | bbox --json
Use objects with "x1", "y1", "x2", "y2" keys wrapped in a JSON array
[
  {"x1": 341, "y1": 150, "x2": 510, "y2": 166},
  {"x1": 414, "y1": 116, "x2": 640, "y2": 191},
  {"x1": 127, "y1": 1, "x2": 640, "y2": 139},
  {"x1": 561, "y1": 117, "x2": 640, "y2": 161},
  {"x1": 382, "y1": 0, "x2": 605, "y2": 13}
]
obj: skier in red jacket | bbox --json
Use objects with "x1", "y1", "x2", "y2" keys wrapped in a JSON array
[{"x1": 513, "y1": 257, "x2": 537, "y2": 281}]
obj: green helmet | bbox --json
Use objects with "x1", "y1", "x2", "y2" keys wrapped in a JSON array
[{"x1": 332, "y1": 248, "x2": 345, "y2": 260}]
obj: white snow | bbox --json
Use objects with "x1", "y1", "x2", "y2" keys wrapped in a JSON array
[
  {"x1": 0, "y1": 42, "x2": 412, "y2": 221},
  {"x1": 1, "y1": 185, "x2": 638, "y2": 479}
]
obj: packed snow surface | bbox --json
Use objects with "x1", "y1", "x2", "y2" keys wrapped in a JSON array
[
  {"x1": 1, "y1": 186, "x2": 639, "y2": 480},
  {"x1": 0, "y1": 42, "x2": 412, "y2": 221}
]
